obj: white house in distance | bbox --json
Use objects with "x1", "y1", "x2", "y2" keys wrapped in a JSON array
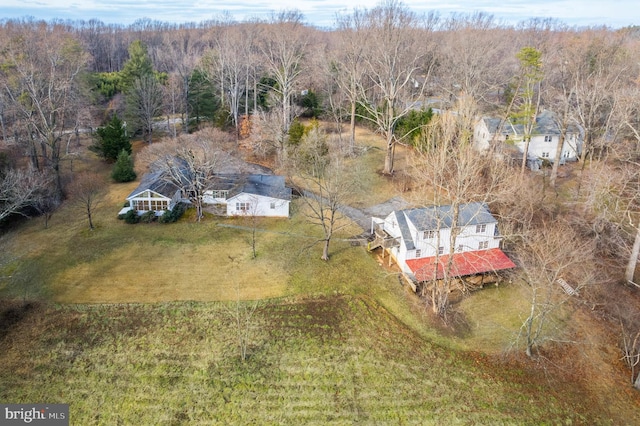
[
  {"x1": 473, "y1": 110, "x2": 583, "y2": 169},
  {"x1": 369, "y1": 203, "x2": 515, "y2": 287},
  {"x1": 121, "y1": 173, "x2": 291, "y2": 218}
]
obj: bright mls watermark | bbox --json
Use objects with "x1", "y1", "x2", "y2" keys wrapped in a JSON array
[{"x1": 1, "y1": 404, "x2": 68, "y2": 425}]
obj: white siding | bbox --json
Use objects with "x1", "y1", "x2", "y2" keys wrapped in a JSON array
[
  {"x1": 226, "y1": 193, "x2": 289, "y2": 217},
  {"x1": 126, "y1": 190, "x2": 176, "y2": 216},
  {"x1": 473, "y1": 120, "x2": 492, "y2": 151},
  {"x1": 516, "y1": 133, "x2": 580, "y2": 162}
]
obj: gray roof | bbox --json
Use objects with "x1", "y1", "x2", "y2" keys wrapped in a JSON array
[
  {"x1": 127, "y1": 170, "x2": 180, "y2": 199},
  {"x1": 399, "y1": 202, "x2": 497, "y2": 232},
  {"x1": 394, "y1": 210, "x2": 416, "y2": 251},
  {"x1": 483, "y1": 110, "x2": 581, "y2": 137},
  {"x1": 236, "y1": 175, "x2": 291, "y2": 200},
  {"x1": 212, "y1": 174, "x2": 292, "y2": 201}
]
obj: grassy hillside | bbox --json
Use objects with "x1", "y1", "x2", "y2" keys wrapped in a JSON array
[
  {"x1": 2, "y1": 129, "x2": 640, "y2": 424},
  {"x1": 0, "y1": 296, "x2": 622, "y2": 425}
]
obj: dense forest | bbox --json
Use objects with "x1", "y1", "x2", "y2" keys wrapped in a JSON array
[{"x1": 2, "y1": 1, "x2": 640, "y2": 392}]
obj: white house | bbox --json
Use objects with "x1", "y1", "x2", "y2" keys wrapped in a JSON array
[
  {"x1": 474, "y1": 110, "x2": 583, "y2": 169},
  {"x1": 369, "y1": 203, "x2": 515, "y2": 283},
  {"x1": 120, "y1": 170, "x2": 182, "y2": 216},
  {"x1": 204, "y1": 174, "x2": 291, "y2": 217},
  {"x1": 121, "y1": 173, "x2": 291, "y2": 218}
]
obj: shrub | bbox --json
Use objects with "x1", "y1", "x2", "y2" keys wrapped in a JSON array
[
  {"x1": 288, "y1": 118, "x2": 305, "y2": 146},
  {"x1": 123, "y1": 209, "x2": 140, "y2": 224},
  {"x1": 159, "y1": 203, "x2": 187, "y2": 224},
  {"x1": 111, "y1": 150, "x2": 137, "y2": 182},
  {"x1": 140, "y1": 210, "x2": 156, "y2": 223}
]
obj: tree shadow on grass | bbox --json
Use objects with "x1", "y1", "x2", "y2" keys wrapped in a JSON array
[{"x1": 0, "y1": 301, "x2": 38, "y2": 341}]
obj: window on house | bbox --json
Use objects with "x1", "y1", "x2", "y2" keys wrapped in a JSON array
[
  {"x1": 457, "y1": 244, "x2": 464, "y2": 252},
  {"x1": 476, "y1": 224, "x2": 486, "y2": 233},
  {"x1": 438, "y1": 246, "x2": 444, "y2": 255},
  {"x1": 541, "y1": 152, "x2": 550, "y2": 158},
  {"x1": 478, "y1": 241, "x2": 489, "y2": 250},
  {"x1": 544, "y1": 135, "x2": 553, "y2": 142},
  {"x1": 424, "y1": 230, "x2": 436, "y2": 239},
  {"x1": 415, "y1": 249, "x2": 421, "y2": 258},
  {"x1": 133, "y1": 200, "x2": 147, "y2": 210},
  {"x1": 270, "y1": 202, "x2": 276, "y2": 209},
  {"x1": 236, "y1": 202, "x2": 250, "y2": 211},
  {"x1": 150, "y1": 200, "x2": 168, "y2": 211},
  {"x1": 211, "y1": 190, "x2": 228, "y2": 199}
]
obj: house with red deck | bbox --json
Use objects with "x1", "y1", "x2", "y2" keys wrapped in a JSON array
[{"x1": 369, "y1": 203, "x2": 515, "y2": 290}]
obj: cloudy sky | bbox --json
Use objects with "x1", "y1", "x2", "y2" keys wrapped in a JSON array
[{"x1": 1, "y1": 0, "x2": 638, "y2": 28}]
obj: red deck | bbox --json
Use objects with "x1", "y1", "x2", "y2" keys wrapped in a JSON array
[{"x1": 405, "y1": 248, "x2": 516, "y2": 281}]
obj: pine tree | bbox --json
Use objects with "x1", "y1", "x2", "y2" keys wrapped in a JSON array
[
  {"x1": 92, "y1": 115, "x2": 131, "y2": 162},
  {"x1": 111, "y1": 150, "x2": 137, "y2": 183},
  {"x1": 120, "y1": 41, "x2": 154, "y2": 90}
]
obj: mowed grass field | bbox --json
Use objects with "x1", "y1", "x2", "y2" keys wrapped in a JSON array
[
  {"x1": 0, "y1": 296, "x2": 616, "y2": 425},
  {"x1": 1, "y1": 128, "x2": 640, "y2": 424}
]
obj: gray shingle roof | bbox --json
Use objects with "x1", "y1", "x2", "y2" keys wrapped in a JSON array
[
  {"x1": 483, "y1": 110, "x2": 581, "y2": 137},
  {"x1": 127, "y1": 170, "x2": 180, "y2": 199},
  {"x1": 394, "y1": 210, "x2": 415, "y2": 251},
  {"x1": 234, "y1": 175, "x2": 292, "y2": 200},
  {"x1": 400, "y1": 202, "x2": 496, "y2": 231},
  {"x1": 210, "y1": 174, "x2": 291, "y2": 200}
]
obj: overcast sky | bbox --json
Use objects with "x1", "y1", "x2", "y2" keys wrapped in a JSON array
[{"x1": 2, "y1": 0, "x2": 638, "y2": 28}]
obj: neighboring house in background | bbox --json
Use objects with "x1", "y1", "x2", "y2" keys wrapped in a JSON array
[
  {"x1": 369, "y1": 203, "x2": 515, "y2": 288},
  {"x1": 120, "y1": 170, "x2": 182, "y2": 216},
  {"x1": 473, "y1": 110, "x2": 583, "y2": 169},
  {"x1": 120, "y1": 172, "x2": 291, "y2": 218}
]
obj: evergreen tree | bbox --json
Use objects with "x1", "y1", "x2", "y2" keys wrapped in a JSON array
[
  {"x1": 188, "y1": 69, "x2": 218, "y2": 128},
  {"x1": 120, "y1": 41, "x2": 154, "y2": 90},
  {"x1": 394, "y1": 108, "x2": 434, "y2": 148},
  {"x1": 288, "y1": 118, "x2": 306, "y2": 146},
  {"x1": 92, "y1": 115, "x2": 131, "y2": 162},
  {"x1": 111, "y1": 149, "x2": 137, "y2": 183}
]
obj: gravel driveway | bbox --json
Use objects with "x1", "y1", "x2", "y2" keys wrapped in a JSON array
[{"x1": 339, "y1": 196, "x2": 411, "y2": 234}]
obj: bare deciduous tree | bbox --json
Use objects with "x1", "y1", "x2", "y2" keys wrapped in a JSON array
[
  {"x1": 437, "y1": 12, "x2": 512, "y2": 108},
  {"x1": 159, "y1": 138, "x2": 218, "y2": 222},
  {"x1": 294, "y1": 125, "x2": 358, "y2": 261},
  {"x1": 511, "y1": 222, "x2": 595, "y2": 357},
  {"x1": 332, "y1": 12, "x2": 368, "y2": 153},
  {"x1": 0, "y1": 167, "x2": 52, "y2": 225},
  {"x1": 258, "y1": 11, "x2": 309, "y2": 138},
  {"x1": 69, "y1": 172, "x2": 104, "y2": 230},
  {"x1": 621, "y1": 321, "x2": 640, "y2": 389},
  {"x1": 354, "y1": 1, "x2": 439, "y2": 174},
  {"x1": 0, "y1": 21, "x2": 90, "y2": 196}
]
